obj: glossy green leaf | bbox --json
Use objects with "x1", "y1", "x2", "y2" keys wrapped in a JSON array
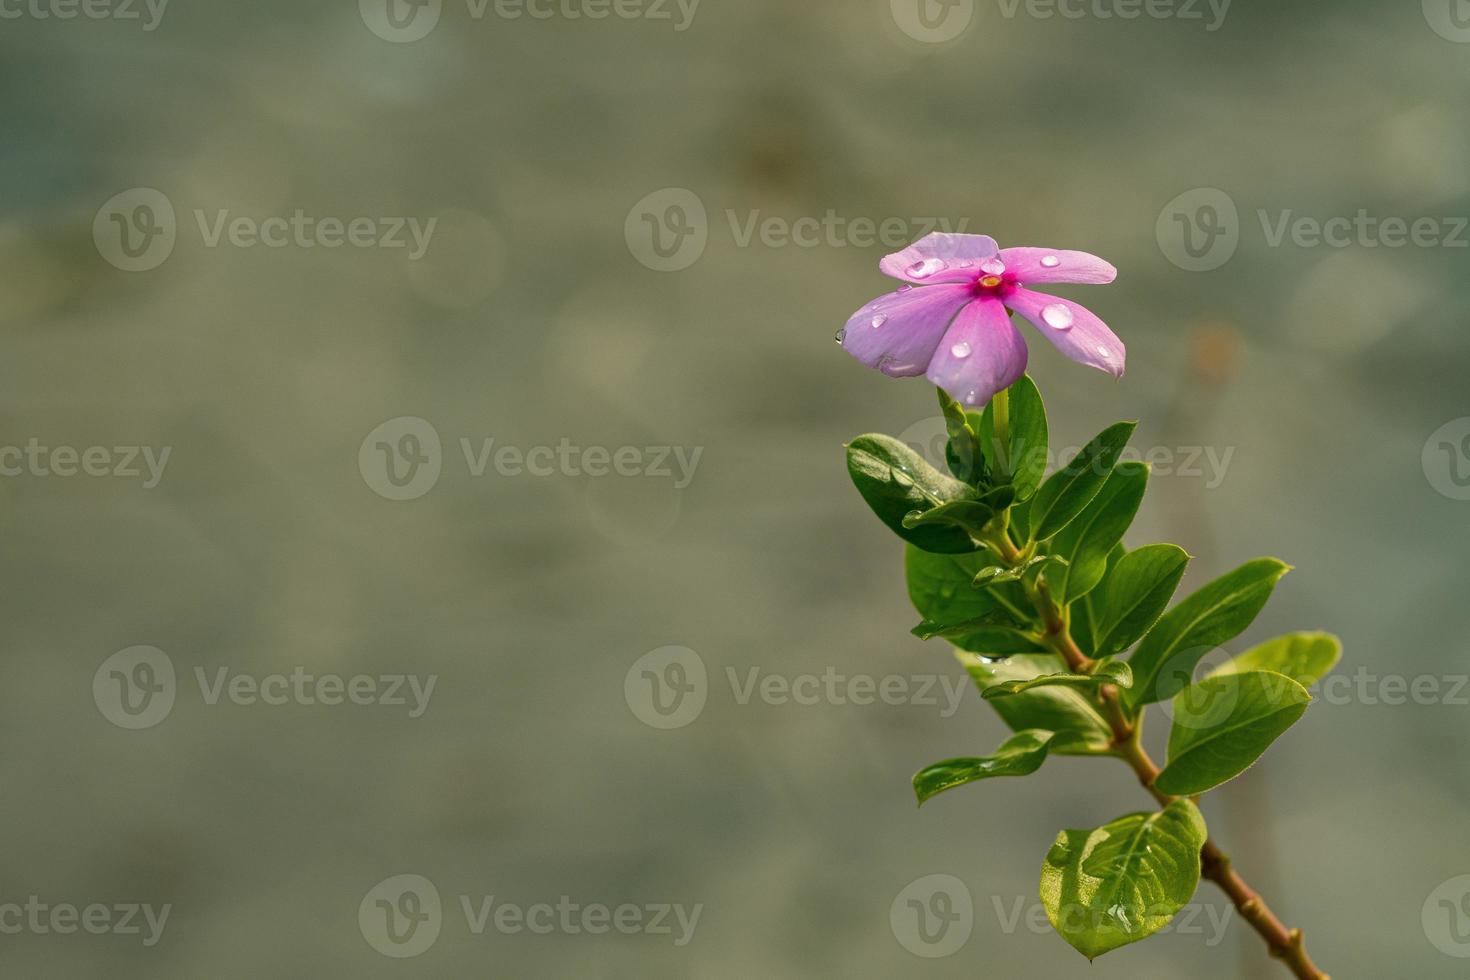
[
  {"x1": 905, "y1": 546, "x2": 1032, "y2": 629},
  {"x1": 1210, "y1": 631, "x2": 1342, "y2": 687},
  {"x1": 902, "y1": 499, "x2": 995, "y2": 536},
  {"x1": 1069, "y1": 543, "x2": 1126, "y2": 657},
  {"x1": 847, "y1": 435, "x2": 979, "y2": 554},
  {"x1": 914, "y1": 620, "x2": 1047, "y2": 655},
  {"x1": 913, "y1": 730, "x2": 1056, "y2": 804},
  {"x1": 983, "y1": 659, "x2": 1132, "y2": 700},
  {"x1": 1154, "y1": 670, "x2": 1311, "y2": 796},
  {"x1": 980, "y1": 374, "x2": 1049, "y2": 499},
  {"x1": 1046, "y1": 462, "x2": 1149, "y2": 603},
  {"x1": 957, "y1": 652, "x2": 1112, "y2": 753},
  {"x1": 1029, "y1": 422, "x2": 1136, "y2": 541},
  {"x1": 972, "y1": 553, "x2": 1060, "y2": 587},
  {"x1": 1041, "y1": 800, "x2": 1207, "y2": 960},
  {"x1": 1090, "y1": 544, "x2": 1191, "y2": 659},
  {"x1": 1125, "y1": 558, "x2": 1291, "y2": 709}
]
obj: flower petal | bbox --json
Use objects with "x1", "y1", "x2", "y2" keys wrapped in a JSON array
[
  {"x1": 925, "y1": 297, "x2": 1029, "y2": 408},
  {"x1": 841, "y1": 284, "x2": 974, "y2": 377},
  {"x1": 879, "y1": 233, "x2": 1000, "y2": 285},
  {"x1": 999, "y1": 247, "x2": 1117, "y2": 285},
  {"x1": 1004, "y1": 287, "x2": 1125, "y2": 378}
]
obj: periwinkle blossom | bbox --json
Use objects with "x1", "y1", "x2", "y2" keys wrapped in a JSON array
[{"x1": 837, "y1": 233, "x2": 1125, "y2": 407}]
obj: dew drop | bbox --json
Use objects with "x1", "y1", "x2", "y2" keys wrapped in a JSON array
[
  {"x1": 897, "y1": 284, "x2": 913, "y2": 293},
  {"x1": 1040, "y1": 254, "x2": 1061, "y2": 268},
  {"x1": 951, "y1": 341, "x2": 972, "y2": 359},
  {"x1": 908, "y1": 258, "x2": 945, "y2": 279},
  {"x1": 834, "y1": 327, "x2": 847, "y2": 344},
  {"x1": 1041, "y1": 304, "x2": 1074, "y2": 330},
  {"x1": 979, "y1": 257, "x2": 1006, "y2": 276},
  {"x1": 871, "y1": 314, "x2": 888, "y2": 329}
]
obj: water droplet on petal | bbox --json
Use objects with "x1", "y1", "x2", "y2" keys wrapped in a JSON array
[
  {"x1": 964, "y1": 390, "x2": 979, "y2": 405},
  {"x1": 871, "y1": 314, "x2": 888, "y2": 329},
  {"x1": 1040, "y1": 254, "x2": 1061, "y2": 268},
  {"x1": 951, "y1": 341, "x2": 972, "y2": 358},
  {"x1": 1096, "y1": 345, "x2": 1111, "y2": 358},
  {"x1": 1041, "y1": 304, "x2": 1074, "y2": 330},
  {"x1": 908, "y1": 258, "x2": 945, "y2": 279},
  {"x1": 897, "y1": 284, "x2": 913, "y2": 293},
  {"x1": 834, "y1": 327, "x2": 847, "y2": 344},
  {"x1": 980, "y1": 257, "x2": 1006, "y2": 276}
]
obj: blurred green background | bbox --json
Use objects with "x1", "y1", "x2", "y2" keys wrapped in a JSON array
[{"x1": 2, "y1": 0, "x2": 1468, "y2": 975}]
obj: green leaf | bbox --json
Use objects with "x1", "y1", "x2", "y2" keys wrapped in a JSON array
[
  {"x1": 913, "y1": 619, "x2": 1046, "y2": 655},
  {"x1": 1028, "y1": 421, "x2": 1136, "y2": 541},
  {"x1": 957, "y1": 652, "x2": 1112, "y2": 753},
  {"x1": 1125, "y1": 558, "x2": 1291, "y2": 709},
  {"x1": 1046, "y1": 462, "x2": 1149, "y2": 603},
  {"x1": 1090, "y1": 544, "x2": 1192, "y2": 659},
  {"x1": 913, "y1": 730, "x2": 1055, "y2": 804},
  {"x1": 902, "y1": 499, "x2": 995, "y2": 536},
  {"x1": 1008, "y1": 493, "x2": 1033, "y2": 543},
  {"x1": 972, "y1": 553, "x2": 1060, "y2": 587},
  {"x1": 1154, "y1": 670, "x2": 1311, "y2": 796},
  {"x1": 980, "y1": 374, "x2": 1049, "y2": 499},
  {"x1": 847, "y1": 435, "x2": 979, "y2": 554},
  {"x1": 983, "y1": 659, "x2": 1132, "y2": 700},
  {"x1": 1210, "y1": 631, "x2": 1342, "y2": 687},
  {"x1": 905, "y1": 546, "x2": 1033, "y2": 629},
  {"x1": 937, "y1": 387, "x2": 985, "y2": 485},
  {"x1": 1041, "y1": 800, "x2": 1208, "y2": 960}
]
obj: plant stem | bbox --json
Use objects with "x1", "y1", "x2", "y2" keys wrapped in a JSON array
[{"x1": 1041, "y1": 621, "x2": 1329, "y2": 980}]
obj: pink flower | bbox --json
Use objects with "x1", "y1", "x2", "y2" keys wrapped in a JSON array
[{"x1": 838, "y1": 233, "x2": 1124, "y2": 407}]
